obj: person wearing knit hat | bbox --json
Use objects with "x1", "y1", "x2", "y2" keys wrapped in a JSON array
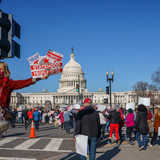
[
  {"x1": 74, "y1": 98, "x2": 100, "y2": 160},
  {"x1": 134, "y1": 104, "x2": 149, "y2": 151},
  {"x1": 125, "y1": 108, "x2": 135, "y2": 145},
  {"x1": 128, "y1": 108, "x2": 133, "y2": 113}
]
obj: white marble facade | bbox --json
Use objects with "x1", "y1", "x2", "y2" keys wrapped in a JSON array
[{"x1": 10, "y1": 49, "x2": 160, "y2": 110}]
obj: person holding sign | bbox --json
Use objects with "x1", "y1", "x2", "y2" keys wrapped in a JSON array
[
  {"x1": 0, "y1": 62, "x2": 49, "y2": 138},
  {"x1": 74, "y1": 98, "x2": 101, "y2": 160},
  {"x1": 148, "y1": 108, "x2": 160, "y2": 148},
  {"x1": 134, "y1": 104, "x2": 149, "y2": 151}
]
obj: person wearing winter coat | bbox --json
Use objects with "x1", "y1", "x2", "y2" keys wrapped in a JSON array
[
  {"x1": 119, "y1": 107, "x2": 124, "y2": 142},
  {"x1": 63, "y1": 109, "x2": 72, "y2": 134},
  {"x1": 105, "y1": 108, "x2": 110, "y2": 133},
  {"x1": 59, "y1": 109, "x2": 65, "y2": 130},
  {"x1": 148, "y1": 108, "x2": 160, "y2": 148},
  {"x1": 0, "y1": 62, "x2": 49, "y2": 138},
  {"x1": 71, "y1": 111, "x2": 79, "y2": 135},
  {"x1": 22, "y1": 107, "x2": 29, "y2": 130},
  {"x1": 146, "y1": 107, "x2": 153, "y2": 138},
  {"x1": 125, "y1": 108, "x2": 135, "y2": 145},
  {"x1": 104, "y1": 105, "x2": 121, "y2": 146},
  {"x1": 18, "y1": 110, "x2": 22, "y2": 124},
  {"x1": 134, "y1": 104, "x2": 149, "y2": 151},
  {"x1": 11, "y1": 108, "x2": 17, "y2": 128},
  {"x1": 32, "y1": 108, "x2": 41, "y2": 131},
  {"x1": 27, "y1": 108, "x2": 33, "y2": 126},
  {"x1": 99, "y1": 111, "x2": 106, "y2": 139}
]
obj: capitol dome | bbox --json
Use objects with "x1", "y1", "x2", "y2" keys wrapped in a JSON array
[
  {"x1": 58, "y1": 48, "x2": 87, "y2": 93},
  {"x1": 63, "y1": 52, "x2": 82, "y2": 73}
]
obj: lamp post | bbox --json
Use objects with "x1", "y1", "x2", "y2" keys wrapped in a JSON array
[{"x1": 106, "y1": 70, "x2": 114, "y2": 107}]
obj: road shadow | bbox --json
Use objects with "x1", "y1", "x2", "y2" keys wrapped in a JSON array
[
  {"x1": 96, "y1": 146, "x2": 121, "y2": 160},
  {"x1": 55, "y1": 146, "x2": 120, "y2": 160},
  {"x1": 2, "y1": 133, "x2": 26, "y2": 137},
  {"x1": 54, "y1": 152, "x2": 79, "y2": 160}
]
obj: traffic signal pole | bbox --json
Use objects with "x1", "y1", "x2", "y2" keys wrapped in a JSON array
[
  {"x1": 0, "y1": 10, "x2": 21, "y2": 59},
  {"x1": 106, "y1": 70, "x2": 114, "y2": 107}
]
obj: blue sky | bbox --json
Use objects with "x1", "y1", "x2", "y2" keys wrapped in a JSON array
[{"x1": 1, "y1": 0, "x2": 160, "y2": 93}]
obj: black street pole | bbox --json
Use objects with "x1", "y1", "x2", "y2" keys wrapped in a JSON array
[
  {"x1": 110, "y1": 80, "x2": 111, "y2": 107},
  {"x1": 106, "y1": 70, "x2": 114, "y2": 107}
]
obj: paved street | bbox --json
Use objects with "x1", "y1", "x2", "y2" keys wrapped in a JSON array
[
  {"x1": 0, "y1": 123, "x2": 75, "y2": 160},
  {"x1": 0, "y1": 123, "x2": 160, "y2": 160}
]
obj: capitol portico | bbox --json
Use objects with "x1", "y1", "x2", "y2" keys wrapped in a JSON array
[{"x1": 10, "y1": 48, "x2": 152, "y2": 110}]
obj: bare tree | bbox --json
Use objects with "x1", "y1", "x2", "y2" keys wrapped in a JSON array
[
  {"x1": 132, "y1": 81, "x2": 159, "y2": 103},
  {"x1": 147, "y1": 84, "x2": 159, "y2": 103},
  {"x1": 151, "y1": 66, "x2": 160, "y2": 90},
  {"x1": 132, "y1": 81, "x2": 148, "y2": 101}
]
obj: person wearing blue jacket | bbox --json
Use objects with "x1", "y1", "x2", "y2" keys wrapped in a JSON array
[
  {"x1": 32, "y1": 108, "x2": 41, "y2": 131},
  {"x1": 63, "y1": 108, "x2": 72, "y2": 134}
]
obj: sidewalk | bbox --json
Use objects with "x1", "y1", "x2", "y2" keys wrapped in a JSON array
[{"x1": 45, "y1": 140, "x2": 160, "y2": 160}]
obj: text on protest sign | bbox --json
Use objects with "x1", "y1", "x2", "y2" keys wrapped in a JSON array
[{"x1": 28, "y1": 50, "x2": 64, "y2": 78}]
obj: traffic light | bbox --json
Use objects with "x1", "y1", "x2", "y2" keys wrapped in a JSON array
[
  {"x1": 106, "y1": 86, "x2": 109, "y2": 94},
  {"x1": 104, "y1": 98, "x2": 108, "y2": 104},
  {"x1": 80, "y1": 94, "x2": 83, "y2": 99},
  {"x1": 76, "y1": 84, "x2": 79, "y2": 92},
  {"x1": 0, "y1": 11, "x2": 21, "y2": 59}
]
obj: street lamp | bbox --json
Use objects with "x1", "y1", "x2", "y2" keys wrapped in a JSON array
[{"x1": 106, "y1": 70, "x2": 114, "y2": 107}]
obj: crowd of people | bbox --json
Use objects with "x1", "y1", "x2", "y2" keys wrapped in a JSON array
[
  {"x1": 1, "y1": 62, "x2": 160, "y2": 160},
  {"x1": 1, "y1": 97, "x2": 160, "y2": 160},
  {"x1": 73, "y1": 98, "x2": 160, "y2": 160},
  {"x1": 2, "y1": 106, "x2": 80, "y2": 135}
]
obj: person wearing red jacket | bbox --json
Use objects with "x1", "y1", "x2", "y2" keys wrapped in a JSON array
[
  {"x1": 59, "y1": 109, "x2": 65, "y2": 130},
  {"x1": 119, "y1": 108, "x2": 124, "y2": 143},
  {"x1": 27, "y1": 108, "x2": 33, "y2": 127},
  {"x1": 0, "y1": 62, "x2": 49, "y2": 136},
  {"x1": 147, "y1": 107, "x2": 153, "y2": 138}
]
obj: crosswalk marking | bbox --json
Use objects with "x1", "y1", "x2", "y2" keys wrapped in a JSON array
[
  {"x1": 0, "y1": 137, "x2": 72, "y2": 152},
  {"x1": 0, "y1": 147, "x2": 72, "y2": 152},
  {"x1": 0, "y1": 137, "x2": 18, "y2": 146},
  {"x1": 15, "y1": 139, "x2": 39, "y2": 149},
  {"x1": 0, "y1": 158, "x2": 36, "y2": 160},
  {"x1": 43, "y1": 138, "x2": 63, "y2": 151}
]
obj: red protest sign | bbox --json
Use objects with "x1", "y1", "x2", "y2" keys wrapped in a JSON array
[
  {"x1": 28, "y1": 50, "x2": 63, "y2": 78},
  {"x1": 31, "y1": 68, "x2": 63, "y2": 77},
  {"x1": 46, "y1": 50, "x2": 63, "y2": 62}
]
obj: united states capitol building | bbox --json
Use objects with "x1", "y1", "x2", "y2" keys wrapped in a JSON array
[{"x1": 10, "y1": 49, "x2": 139, "y2": 110}]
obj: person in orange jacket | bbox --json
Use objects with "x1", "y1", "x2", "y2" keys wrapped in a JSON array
[{"x1": 148, "y1": 108, "x2": 160, "y2": 148}]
